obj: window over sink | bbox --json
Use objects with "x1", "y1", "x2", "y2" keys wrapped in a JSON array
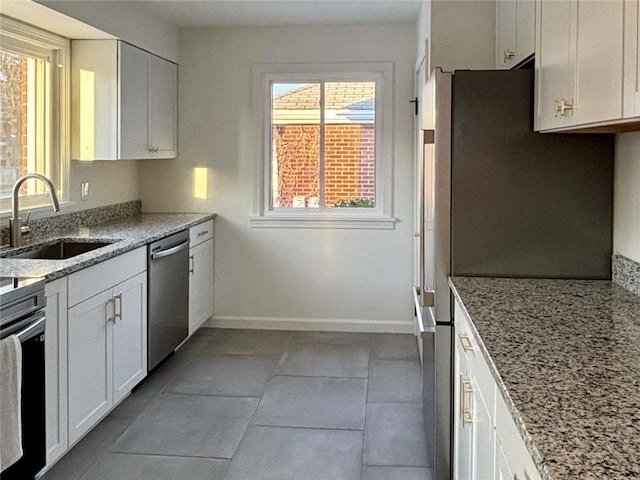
[
  {"x1": 0, "y1": 16, "x2": 69, "y2": 214},
  {"x1": 251, "y1": 62, "x2": 396, "y2": 229}
]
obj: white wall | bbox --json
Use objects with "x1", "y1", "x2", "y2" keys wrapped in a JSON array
[
  {"x1": 430, "y1": 0, "x2": 495, "y2": 72},
  {"x1": 415, "y1": 0, "x2": 495, "y2": 73},
  {"x1": 139, "y1": 24, "x2": 417, "y2": 331},
  {"x1": 37, "y1": 0, "x2": 179, "y2": 61},
  {"x1": 614, "y1": 133, "x2": 640, "y2": 263},
  {"x1": 67, "y1": 160, "x2": 139, "y2": 212}
]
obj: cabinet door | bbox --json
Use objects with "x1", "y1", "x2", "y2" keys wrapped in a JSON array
[
  {"x1": 119, "y1": 42, "x2": 150, "y2": 159},
  {"x1": 44, "y1": 278, "x2": 68, "y2": 466},
  {"x1": 515, "y1": 0, "x2": 535, "y2": 62},
  {"x1": 495, "y1": 391, "x2": 543, "y2": 480},
  {"x1": 624, "y1": 0, "x2": 640, "y2": 118},
  {"x1": 148, "y1": 54, "x2": 178, "y2": 158},
  {"x1": 574, "y1": 0, "x2": 624, "y2": 125},
  {"x1": 496, "y1": 0, "x2": 517, "y2": 69},
  {"x1": 535, "y1": 0, "x2": 577, "y2": 130},
  {"x1": 67, "y1": 290, "x2": 113, "y2": 445},
  {"x1": 471, "y1": 379, "x2": 495, "y2": 479},
  {"x1": 70, "y1": 40, "x2": 119, "y2": 160},
  {"x1": 495, "y1": 440, "x2": 514, "y2": 480},
  {"x1": 454, "y1": 340, "x2": 473, "y2": 480},
  {"x1": 112, "y1": 273, "x2": 147, "y2": 404},
  {"x1": 189, "y1": 239, "x2": 214, "y2": 335}
]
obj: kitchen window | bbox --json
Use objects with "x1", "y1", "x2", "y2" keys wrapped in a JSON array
[
  {"x1": 0, "y1": 17, "x2": 69, "y2": 214},
  {"x1": 251, "y1": 63, "x2": 396, "y2": 229}
]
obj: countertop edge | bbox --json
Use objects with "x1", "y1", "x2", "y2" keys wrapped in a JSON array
[
  {"x1": 0, "y1": 213, "x2": 216, "y2": 281},
  {"x1": 448, "y1": 277, "x2": 552, "y2": 480}
]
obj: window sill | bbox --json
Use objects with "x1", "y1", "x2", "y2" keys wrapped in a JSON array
[{"x1": 249, "y1": 215, "x2": 398, "y2": 230}]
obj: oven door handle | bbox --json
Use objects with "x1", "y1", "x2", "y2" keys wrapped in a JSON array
[{"x1": 16, "y1": 314, "x2": 46, "y2": 342}]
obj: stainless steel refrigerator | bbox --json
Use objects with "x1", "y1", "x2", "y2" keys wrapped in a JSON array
[{"x1": 414, "y1": 68, "x2": 614, "y2": 479}]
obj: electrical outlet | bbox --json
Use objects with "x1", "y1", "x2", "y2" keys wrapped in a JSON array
[{"x1": 81, "y1": 182, "x2": 90, "y2": 200}]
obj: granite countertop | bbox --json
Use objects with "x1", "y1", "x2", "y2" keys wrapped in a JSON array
[
  {"x1": 449, "y1": 276, "x2": 640, "y2": 480},
  {"x1": 0, "y1": 213, "x2": 215, "y2": 281}
]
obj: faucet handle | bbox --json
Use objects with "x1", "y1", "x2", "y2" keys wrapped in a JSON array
[{"x1": 20, "y1": 211, "x2": 31, "y2": 236}]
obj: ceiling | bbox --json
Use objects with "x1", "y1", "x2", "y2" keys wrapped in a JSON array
[{"x1": 131, "y1": 0, "x2": 423, "y2": 28}]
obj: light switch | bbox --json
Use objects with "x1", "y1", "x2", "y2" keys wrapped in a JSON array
[{"x1": 81, "y1": 182, "x2": 90, "y2": 200}]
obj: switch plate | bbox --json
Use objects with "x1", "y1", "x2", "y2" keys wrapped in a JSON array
[{"x1": 81, "y1": 182, "x2": 90, "y2": 200}]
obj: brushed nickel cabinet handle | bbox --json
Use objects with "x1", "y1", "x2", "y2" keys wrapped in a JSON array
[
  {"x1": 504, "y1": 49, "x2": 516, "y2": 63},
  {"x1": 461, "y1": 378, "x2": 474, "y2": 425},
  {"x1": 459, "y1": 333, "x2": 474, "y2": 352},
  {"x1": 106, "y1": 297, "x2": 115, "y2": 324},
  {"x1": 559, "y1": 99, "x2": 574, "y2": 116},
  {"x1": 554, "y1": 99, "x2": 574, "y2": 117},
  {"x1": 113, "y1": 292, "x2": 123, "y2": 323}
]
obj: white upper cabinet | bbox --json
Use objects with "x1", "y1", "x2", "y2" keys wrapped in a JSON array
[
  {"x1": 495, "y1": 0, "x2": 535, "y2": 69},
  {"x1": 148, "y1": 54, "x2": 178, "y2": 156},
  {"x1": 71, "y1": 40, "x2": 177, "y2": 160},
  {"x1": 535, "y1": 0, "x2": 627, "y2": 132},
  {"x1": 534, "y1": 0, "x2": 577, "y2": 131},
  {"x1": 573, "y1": 1, "x2": 624, "y2": 125},
  {"x1": 119, "y1": 42, "x2": 150, "y2": 159},
  {"x1": 624, "y1": 0, "x2": 640, "y2": 119}
]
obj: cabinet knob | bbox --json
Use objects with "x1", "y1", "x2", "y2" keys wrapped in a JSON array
[
  {"x1": 504, "y1": 49, "x2": 516, "y2": 63},
  {"x1": 148, "y1": 146, "x2": 159, "y2": 153}
]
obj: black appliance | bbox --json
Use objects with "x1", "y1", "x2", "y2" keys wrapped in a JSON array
[{"x1": 0, "y1": 277, "x2": 47, "y2": 480}]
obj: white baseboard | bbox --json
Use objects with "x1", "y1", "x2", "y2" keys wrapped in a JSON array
[{"x1": 205, "y1": 315, "x2": 414, "y2": 334}]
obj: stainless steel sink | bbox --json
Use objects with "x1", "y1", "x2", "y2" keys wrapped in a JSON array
[{"x1": 4, "y1": 239, "x2": 116, "y2": 260}]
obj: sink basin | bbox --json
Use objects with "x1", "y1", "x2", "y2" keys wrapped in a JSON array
[{"x1": 5, "y1": 239, "x2": 116, "y2": 260}]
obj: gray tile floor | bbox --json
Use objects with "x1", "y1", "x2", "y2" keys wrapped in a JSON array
[{"x1": 42, "y1": 328, "x2": 433, "y2": 480}]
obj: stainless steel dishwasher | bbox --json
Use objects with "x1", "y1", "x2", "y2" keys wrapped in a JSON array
[{"x1": 147, "y1": 230, "x2": 189, "y2": 371}]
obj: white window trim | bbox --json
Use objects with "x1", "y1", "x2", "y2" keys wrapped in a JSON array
[
  {"x1": 0, "y1": 15, "x2": 70, "y2": 217},
  {"x1": 250, "y1": 62, "x2": 396, "y2": 229}
]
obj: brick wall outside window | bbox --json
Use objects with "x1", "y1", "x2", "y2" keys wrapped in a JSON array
[
  {"x1": 273, "y1": 124, "x2": 375, "y2": 208},
  {"x1": 325, "y1": 124, "x2": 375, "y2": 207}
]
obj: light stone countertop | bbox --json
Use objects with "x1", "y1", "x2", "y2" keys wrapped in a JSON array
[
  {"x1": 0, "y1": 213, "x2": 215, "y2": 281},
  {"x1": 449, "y1": 276, "x2": 640, "y2": 480}
]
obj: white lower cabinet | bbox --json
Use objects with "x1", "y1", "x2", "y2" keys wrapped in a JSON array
[
  {"x1": 44, "y1": 278, "x2": 68, "y2": 466},
  {"x1": 66, "y1": 248, "x2": 147, "y2": 446},
  {"x1": 112, "y1": 274, "x2": 147, "y2": 403},
  {"x1": 188, "y1": 220, "x2": 214, "y2": 335},
  {"x1": 453, "y1": 296, "x2": 541, "y2": 480},
  {"x1": 495, "y1": 440, "x2": 514, "y2": 480},
  {"x1": 454, "y1": 302, "x2": 495, "y2": 479},
  {"x1": 67, "y1": 289, "x2": 114, "y2": 444}
]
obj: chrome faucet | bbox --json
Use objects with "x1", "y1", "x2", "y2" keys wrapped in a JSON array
[{"x1": 10, "y1": 173, "x2": 60, "y2": 247}]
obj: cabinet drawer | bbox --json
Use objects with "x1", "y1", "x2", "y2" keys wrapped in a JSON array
[
  {"x1": 189, "y1": 220, "x2": 213, "y2": 247},
  {"x1": 68, "y1": 247, "x2": 146, "y2": 307},
  {"x1": 454, "y1": 300, "x2": 496, "y2": 412},
  {"x1": 495, "y1": 391, "x2": 542, "y2": 480}
]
